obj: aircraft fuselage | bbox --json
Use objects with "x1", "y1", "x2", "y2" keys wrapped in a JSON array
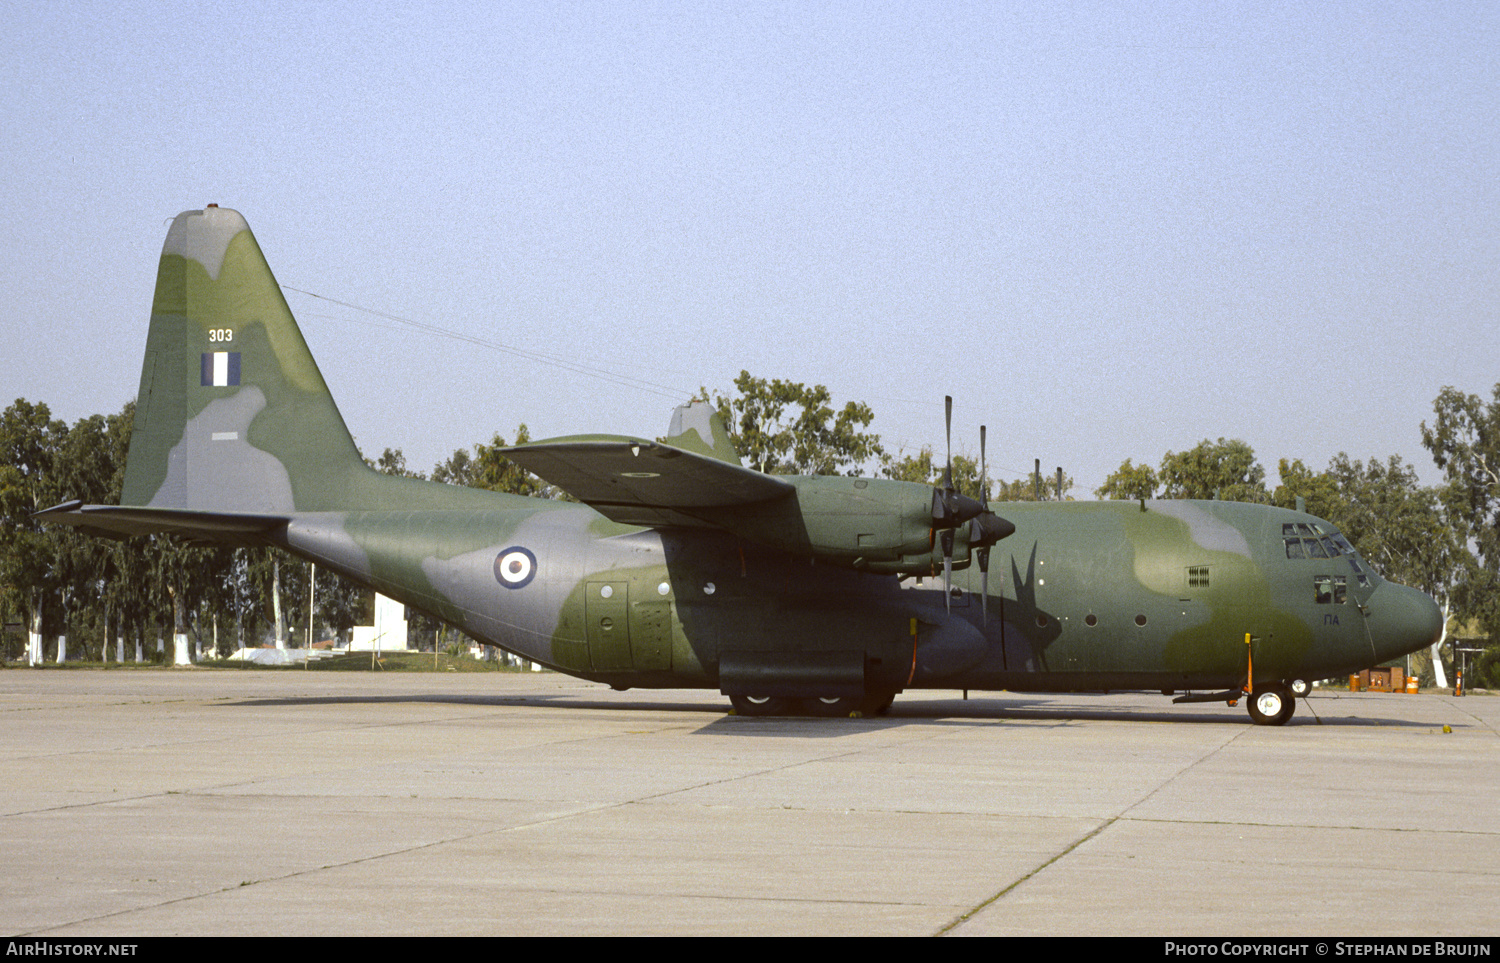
[{"x1": 276, "y1": 494, "x2": 1437, "y2": 702}]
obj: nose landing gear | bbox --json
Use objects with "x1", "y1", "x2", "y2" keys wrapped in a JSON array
[{"x1": 1246, "y1": 685, "x2": 1296, "y2": 726}]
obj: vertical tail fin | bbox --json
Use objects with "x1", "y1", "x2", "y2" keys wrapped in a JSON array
[
  {"x1": 664, "y1": 401, "x2": 741, "y2": 465},
  {"x1": 122, "y1": 207, "x2": 372, "y2": 513}
]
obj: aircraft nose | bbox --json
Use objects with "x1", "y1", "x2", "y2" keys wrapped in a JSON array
[{"x1": 1365, "y1": 581, "x2": 1443, "y2": 662}]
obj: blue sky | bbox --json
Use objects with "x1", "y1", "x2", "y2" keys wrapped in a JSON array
[{"x1": 4, "y1": 1, "x2": 1495, "y2": 494}]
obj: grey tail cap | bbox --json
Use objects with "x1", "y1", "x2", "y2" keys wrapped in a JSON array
[{"x1": 664, "y1": 400, "x2": 741, "y2": 465}]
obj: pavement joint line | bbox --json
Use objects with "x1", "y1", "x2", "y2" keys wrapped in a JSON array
[
  {"x1": 22, "y1": 800, "x2": 621, "y2": 937},
  {"x1": 1121, "y1": 815, "x2": 1500, "y2": 838},
  {"x1": 1443, "y1": 702, "x2": 1500, "y2": 737},
  {"x1": 22, "y1": 733, "x2": 953, "y2": 934},
  {"x1": 620, "y1": 742, "x2": 915, "y2": 804},
  {"x1": 1114, "y1": 724, "x2": 1247, "y2": 820},
  {"x1": 933, "y1": 725, "x2": 1248, "y2": 936},
  {"x1": 933, "y1": 817, "x2": 1119, "y2": 937},
  {"x1": 454, "y1": 884, "x2": 936, "y2": 909},
  {"x1": 0, "y1": 696, "x2": 204, "y2": 715}
]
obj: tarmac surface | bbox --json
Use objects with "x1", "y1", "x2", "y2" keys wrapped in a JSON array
[{"x1": 2, "y1": 668, "x2": 1495, "y2": 937}]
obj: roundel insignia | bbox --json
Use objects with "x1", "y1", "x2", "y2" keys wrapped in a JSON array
[{"x1": 493, "y1": 546, "x2": 537, "y2": 589}]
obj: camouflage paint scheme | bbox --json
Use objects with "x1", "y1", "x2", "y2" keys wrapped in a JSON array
[{"x1": 40, "y1": 209, "x2": 1444, "y2": 724}]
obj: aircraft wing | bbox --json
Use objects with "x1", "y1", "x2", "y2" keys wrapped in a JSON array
[
  {"x1": 34, "y1": 500, "x2": 287, "y2": 543},
  {"x1": 500, "y1": 436, "x2": 794, "y2": 527}
]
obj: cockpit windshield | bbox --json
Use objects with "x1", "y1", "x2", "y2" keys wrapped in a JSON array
[{"x1": 1282, "y1": 522, "x2": 1374, "y2": 587}]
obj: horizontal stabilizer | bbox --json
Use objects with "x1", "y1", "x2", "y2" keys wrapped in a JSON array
[
  {"x1": 499, "y1": 436, "x2": 792, "y2": 527},
  {"x1": 34, "y1": 500, "x2": 286, "y2": 542}
]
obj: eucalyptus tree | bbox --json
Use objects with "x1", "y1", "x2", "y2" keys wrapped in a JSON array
[
  {"x1": 708, "y1": 372, "x2": 883, "y2": 476},
  {"x1": 0, "y1": 400, "x2": 66, "y2": 663},
  {"x1": 1422, "y1": 385, "x2": 1500, "y2": 641}
]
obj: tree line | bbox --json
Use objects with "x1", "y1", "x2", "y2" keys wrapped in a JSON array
[
  {"x1": 0, "y1": 400, "x2": 556, "y2": 664},
  {"x1": 3, "y1": 377, "x2": 1496, "y2": 684}
]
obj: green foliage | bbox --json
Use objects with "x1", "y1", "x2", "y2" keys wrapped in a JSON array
[
  {"x1": 1472, "y1": 645, "x2": 1500, "y2": 690},
  {"x1": 882, "y1": 447, "x2": 937, "y2": 485},
  {"x1": 882, "y1": 449, "x2": 1010, "y2": 502},
  {"x1": 367, "y1": 447, "x2": 426, "y2": 479},
  {"x1": 1325, "y1": 454, "x2": 1459, "y2": 597},
  {"x1": 708, "y1": 372, "x2": 883, "y2": 476},
  {"x1": 1097, "y1": 441, "x2": 1266, "y2": 503},
  {"x1": 1422, "y1": 384, "x2": 1500, "y2": 640},
  {"x1": 1095, "y1": 459, "x2": 1158, "y2": 500},
  {"x1": 1158, "y1": 438, "x2": 1268, "y2": 502},
  {"x1": 994, "y1": 470, "x2": 1075, "y2": 502},
  {"x1": 433, "y1": 425, "x2": 554, "y2": 497},
  {"x1": 1272, "y1": 458, "x2": 1345, "y2": 520},
  {"x1": 0, "y1": 400, "x2": 67, "y2": 639}
]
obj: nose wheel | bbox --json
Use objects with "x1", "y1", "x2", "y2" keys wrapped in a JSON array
[{"x1": 1246, "y1": 685, "x2": 1296, "y2": 726}]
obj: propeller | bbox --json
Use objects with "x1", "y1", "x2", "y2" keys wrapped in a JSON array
[
  {"x1": 930, "y1": 397, "x2": 1014, "y2": 616},
  {"x1": 968, "y1": 425, "x2": 1017, "y2": 624},
  {"x1": 931, "y1": 397, "x2": 980, "y2": 612}
]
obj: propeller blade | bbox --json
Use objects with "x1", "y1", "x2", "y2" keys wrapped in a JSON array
[
  {"x1": 941, "y1": 528, "x2": 954, "y2": 614},
  {"x1": 978, "y1": 546, "x2": 990, "y2": 626},
  {"x1": 944, "y1": 396, "x2": 953, "y2": 486},
  {"x1": 980, "y1": 425, "x2": 989, "y2": 510}
]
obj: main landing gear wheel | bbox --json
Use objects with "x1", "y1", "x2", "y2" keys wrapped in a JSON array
[
  {"x1": 805, "y1": 696, "x2": 861, "y2": 717},
  {"x1": 729, "y1": 694, "x2": 791, "y2": 717},
  {"x1": 1246, "y1": 686, "x2": 1296, "y2": 726},
  {"x1": 1288, "y1": 678, "x2": 1312, "y2": 698},
  {"x1": 862, "y1": 691, "x2": 896, "y2": 716}
]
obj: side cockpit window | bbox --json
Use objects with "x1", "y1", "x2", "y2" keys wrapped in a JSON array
[{"x1": 1314, "y1": 575, "x2": 1347, "y2": 604}]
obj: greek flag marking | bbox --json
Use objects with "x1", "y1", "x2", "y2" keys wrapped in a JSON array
[{"x1": 201, "y1": 352, "x2": 241, "y2": 387}]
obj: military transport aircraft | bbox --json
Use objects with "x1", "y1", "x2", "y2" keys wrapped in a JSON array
[{"x1": 39, "y1": 207, "x2": 1444, "y2": 725}]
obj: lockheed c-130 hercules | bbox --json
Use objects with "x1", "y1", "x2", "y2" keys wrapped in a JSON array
[{"x1": 39, "y1": 207, "x2": 1444, "y2": 725}]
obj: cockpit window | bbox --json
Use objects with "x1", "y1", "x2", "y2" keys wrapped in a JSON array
[
  {"x1": 1283, "y1": 525, "x2": 1364, "y2": 567},
  {"x1": 1314, "y1": 575, "x2": 1347, "y2": 604}
]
